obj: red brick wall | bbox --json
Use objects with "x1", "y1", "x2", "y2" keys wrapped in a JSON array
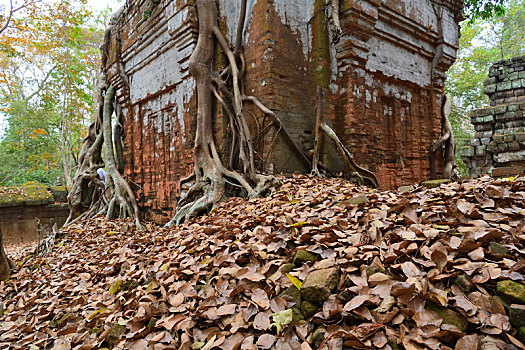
[
  {"x1": 105, "y1": 0, "x2": 198, "y2": 223},
  {"x1": 105, "y1": 0, "x2": 462, "y2": 224}
]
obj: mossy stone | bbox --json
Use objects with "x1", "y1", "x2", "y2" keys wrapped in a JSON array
[
  {"x1": 49, "y1": 313, "x2": 69, "y2": 329},
  {"x1": 398, "y1": 185, "x2": 415, "y2": 193},
  {"x1": 290, "y1": 307, "x2": 304, "y2": 326},
  {"x1": 455, "y1": 274, "x2": 473, "y2": 292},
  {"x1": 421, "y1": 179, "x2": 451, "y2": 188},
  {"x1": 48, "y1": 186, "x2": 68, "y2": 203},
  {"x1": 0, "y1": 186, "x2": 54, "y2": 207},
  {"x1": 518, "y1": 327, "x2": 525, "y2": 343},
  {"x1": 338, "y1": 194, "x2": 369, "y2": 206},
  {"x1": 147, "y1": 317, "x2": 159, "y2": 328},
  {"x1": 293, "y1": 250, "x2": 317, "y2": 266},
  {"x1": 366, "y1": 267, "x2": 387, "y2": 278},
  {"x1": 337, "y1": 290, "x2": 352, "y2": 304},
  {"x1": 106, "y1": 324, "x2": 126, "y2": 348},
  {"x1": 301, "y1": 268, "x2": 339, "y2": 304},
  {"x1": 312, "y1": 326, "x2": 326, "y2": 348},
  {"x1": 280, "y1": 285, "x2": 301, "y2": 305},
  {"x1": 497, "y1": 281, "x2": 525, "y2": 304},
  {"x1": 425, "y1": 302, "x2": 468, "y2": 332},
  {"x1": 510, "y1": 304, "x2": 525, "y2": 327},
  {"x1": 122, "y1": 280, "x2": 139, "y2": 291},
  {"x1": 387, "y1": 339, "x2": 400, "y2": 350},
  {"x1": 281, "y1": 263, "x2": 295, "y2": 273},
  {"x1": 492, "y1": 296, "x2": 510, "y2": 310},
  {"x1": 489, "y1": 243, "x2": 509, "y2": 257},
  {"x1": 300, "y1": 301, "x2": 319, "y2": 318}
]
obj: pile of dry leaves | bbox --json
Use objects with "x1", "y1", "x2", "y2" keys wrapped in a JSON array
[{"x1": 1, "y1": 175, "x2": 525, "y2": 350}]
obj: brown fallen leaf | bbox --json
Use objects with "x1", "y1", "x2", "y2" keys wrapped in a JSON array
[
  {"x1": 216, "y1": 304, "x2": 237, "y2": 316},
  {"x1": 252, "y1": 289, "x2": 270, "y2": 309},
  {"x1": 455, "y1": 334, "x2": 479, "y2": 350},
  {"x1": 343, "y1": 295, "x2": 369, "y2": 312},
  {"x1": 253, "y1": 312, "x2": 271, "y2": 330},
  {"x1": 256, "y1": 334, "x2": 276, "y2": 349}
]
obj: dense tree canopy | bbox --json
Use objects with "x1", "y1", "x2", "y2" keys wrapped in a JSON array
[{"x1": 465, "y1": 0, "x2": 508, "y2": 19}]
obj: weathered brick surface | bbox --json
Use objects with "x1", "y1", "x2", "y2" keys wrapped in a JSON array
[
  {"x1": 485, "y1": 56, "x2": 525, "y2": 106},
  {"x1": 0, "y1": 204, "x2": 69, "y2": 244},
  {"x1": 105, "y1": 0, "x2": 463, "y2": 224}
]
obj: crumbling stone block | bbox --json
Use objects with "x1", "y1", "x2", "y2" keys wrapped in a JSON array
[
  {"x1": 464, "y1": 56, "x2": 525, "y2": 177},
  {"x1": 301, "y1": 267, "x2": 339, "y2": 304}
]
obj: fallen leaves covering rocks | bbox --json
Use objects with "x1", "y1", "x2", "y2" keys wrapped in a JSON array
[{"x1": 1, "y1": 175, "x2": 525, "y2": 350}]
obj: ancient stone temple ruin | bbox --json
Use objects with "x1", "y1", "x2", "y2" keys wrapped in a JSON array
[
  {"x1": 104, "y1": 0, "x2": 463, "y2": 223},
  {"x1": 461, "y1": 56, "x2": 525, "y2": 178}
]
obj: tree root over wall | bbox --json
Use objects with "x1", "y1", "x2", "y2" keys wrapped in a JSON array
[
  {"x1": 165, "y1": 0, "x2": 281, "y2": 226},
  {"x1": 431, "y1": 95, "x2": 457, "y2": 180},
  {"x1": 66, "y1": 0, "x2": 377, "y2": 228},
  {"x1": 66, "y1": 81, "x2": 144, "y2": 230},
  {"x1": 321, "y1": 122, "x2": 378, "y2": 187},
  {"x1": 66, "y1": 9, "x2": 144, "y2": 230},
  {"x1": 166, "y1": 0, "x2": 377, "y2": 225}
]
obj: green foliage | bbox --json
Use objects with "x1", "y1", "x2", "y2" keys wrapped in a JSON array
[
  {"x1": 445, "y1": 0, "x2": 525, "y2": 176},
  {"x1": 0, "y1": 0, "x2": 107, "y2": 186},
  {"x1": 464, "y1": 0, "x2": 507, "y2": 20}
]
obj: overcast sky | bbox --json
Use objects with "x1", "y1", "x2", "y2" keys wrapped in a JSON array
[{"x1": 87, "y1": 0, "x2": 122, "y2": 15}]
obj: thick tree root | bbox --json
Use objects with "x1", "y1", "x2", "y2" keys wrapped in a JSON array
[
  {"x1": 166, "y1": 0, "x2": 282, "y2": 226},
  {"x1": 311, "y1": 87, "x2": 324, "y2": 177},
  {"x1": 66, "y1": 85, "x2": 144, "y2": 229},
  {"x1": 102, "y1": 86, "x2": 145, "y2": 230},
  {"x1": 67, "y1": 10, "x2": 144, "y2": 230},
  {"x1": 321, "y1": 122, "x2": 378, "y2": 187},
  {"x1": 431, "y1": 95, "x2": 457, "y2": 180},
  {"x1": 0, "y1": 228, "x2": 11, "y2": 281}
]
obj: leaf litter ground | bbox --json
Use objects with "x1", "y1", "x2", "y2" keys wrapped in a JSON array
[{"x1": 1, "y1": 175, "x2": 525, "y2": 350}]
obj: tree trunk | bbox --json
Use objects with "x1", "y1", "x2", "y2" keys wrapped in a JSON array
[
  {"x1": 311, "y1": 87, "x2": 324, "y2": 176},
  {"x1": 431, "y1": 95, "x2": 456, "y2": 179},
  {"x1": 0, "y1": 228, "x2": 11, "y2": 281}
]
